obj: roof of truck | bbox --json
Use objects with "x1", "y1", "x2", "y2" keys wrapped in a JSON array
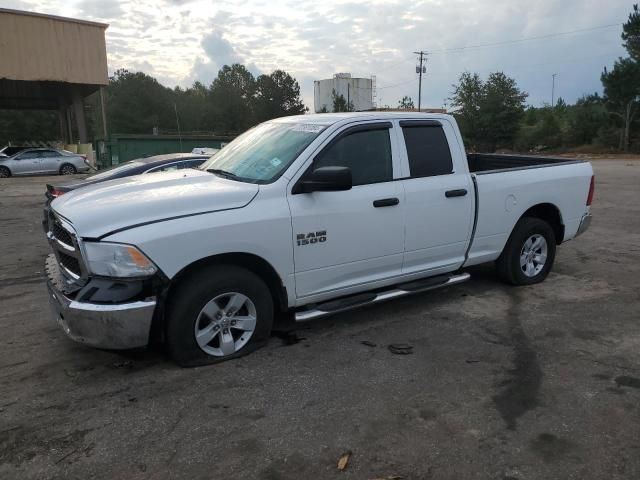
[{"x1": 272, "y1": 111, "x2": 452, "y2": 126}]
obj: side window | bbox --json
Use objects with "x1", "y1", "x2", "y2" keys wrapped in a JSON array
[
  {"x1": 157, "y1": 164, "x2": 179, "y2": 172},
  {"x1": 40, "y1": 151, "x2": 57, "y2": 158},
  {"x1": 15, "y1": 152, "x2": 32, "y2": 160},
  {"x1": 314, "y1": 128, "x2": 393, "y2": 186},
  {"x1": 178, "y1": 160, "x2": 204, "y2": 169},
  {"x1": 402, "y1": 126, "x2": 453, "y2": 177},
  {"x1": 147, "y1": 163, "x2": 180, "y2": 173}
]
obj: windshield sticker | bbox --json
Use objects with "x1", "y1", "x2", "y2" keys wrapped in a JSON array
[
  {"x1": 270, "y1": 157, "x2": 282, "y2": 167},
  {"x1": 290, "y1": 124, "x2": 324, "y2": 133}
]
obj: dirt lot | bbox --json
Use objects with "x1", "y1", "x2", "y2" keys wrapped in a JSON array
[{"x1": 1, "y1": 159, "x2": 639, "y2": 480}]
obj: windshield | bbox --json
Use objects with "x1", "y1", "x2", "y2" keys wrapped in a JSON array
[
  {"x1": 86, "y1": 160, "x2": 144, "y2": 180},
  {"x1": 199, "y1": 122, "x2": 326, "y2": 183}
]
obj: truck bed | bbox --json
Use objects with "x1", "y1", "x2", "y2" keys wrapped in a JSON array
[{"x1": 467, "y1": 153, "x2": 584, "y2": 174}]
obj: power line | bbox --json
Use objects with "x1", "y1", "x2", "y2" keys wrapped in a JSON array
[
  {"x1": 376, "y1": 78, "x2": 417, "y2": 89},
  {"x1": 425, "y1": 22, "x2": 621, "y2": 54},
  {"x1": 373, "y1": 55, "x2": 414, "y2": 73}
]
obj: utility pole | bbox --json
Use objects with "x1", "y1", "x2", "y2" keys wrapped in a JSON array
[
  {"x1": 551, "y1": 73, "x2": 557, "y2": 107},
  {"x1": 413, "y1": 51, "x2": 427, "y2": 112}
]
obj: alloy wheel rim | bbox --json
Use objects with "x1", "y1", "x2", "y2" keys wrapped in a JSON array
[
  {"x1": 194, "y1": 292, "x2": 257, "y2": 357},
  {"x1": 61, "y1": 166, "x2": 74, "y2": 175},
  {"x1": 520, "y1": 234, "x2": 548, "y2": 277}
]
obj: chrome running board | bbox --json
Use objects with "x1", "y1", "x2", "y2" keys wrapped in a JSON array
[{"x1": 294, "y1": 272, "x2": 471, "y2": 322}]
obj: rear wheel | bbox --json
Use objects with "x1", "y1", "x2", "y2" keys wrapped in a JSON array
[
  {"x1": 0, "y1": 166, "x2": 10, "y2": 178},
  {"x1": 496, "y1": 217, "x2": 556, "y2": 285},
  {"x1": 60, "y1": 164, "x2": 76, "y2": 175},
  {"x1": 165, "y1": 265, "x2": 274, "y2": 367}
]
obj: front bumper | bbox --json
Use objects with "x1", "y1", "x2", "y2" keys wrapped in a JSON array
[
  {"x1": 45, "y1": 254, "x2": 157, "y2": 350},
  {"x1": 575, "y1": 212, "x2": 592, "y2": 237}
]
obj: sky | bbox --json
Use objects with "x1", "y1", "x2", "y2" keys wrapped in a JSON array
[{"x1": 4, "y1": 0, "x2": 634, "y2": 110}]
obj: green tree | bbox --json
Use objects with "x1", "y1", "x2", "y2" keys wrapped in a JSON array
[
  {"x1": 480, "y1": 72, "x2": 528, "y2": 151},
  {"x1": 106, "y1": 69, "x2": 175, "y2": 134},
  {"x1": 174, "y1": 81, "x2": 209, "y2": 133},
  {"x1": 600, "y1": 5, "x2": 640, "y2": 151},
  {"x1": 254, "y1": 70, "x2": 307, "y2": 122},
  {"x1": 449, "y1": 72, "x2": 483, "y2": 149},
  {"x1": 208, "y1": 64, "x2": 256, "y2": 133},
  {"x1": 601, "y1": 58, "x2": 640, "y2": 151},
  {"x1": 565, "y1": 94, "x2": 608, "y2": 145},
  {"x1": 332, "y1": 89, "x2": 354, "y2": 112},
  {"x1": 398, "y1": 96, "x2": 415, "y2": 110},
  {"x1": 622, "y1": 3, "x2": 640, "y2": 61},
  {"x1": 0, "y1": 110, "x2": 60, "y2": 144},
  {"x1": 450, "y1": 71, "x2": 527, "y2": 151}
]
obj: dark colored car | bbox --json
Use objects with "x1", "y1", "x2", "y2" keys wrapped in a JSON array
[{"x1": 45, "y1": 153, "x2": 210, "y2": 202}]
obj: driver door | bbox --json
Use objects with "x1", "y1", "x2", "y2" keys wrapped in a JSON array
[{"x1": 287, "y1": 122, "x2": 405, "y2": 300}]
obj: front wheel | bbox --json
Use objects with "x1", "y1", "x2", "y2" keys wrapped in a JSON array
[
  {"x1": 0, "y1": 166, "x2": 10, "y2": 178},
  {"x1": 496, "y1": 217, "x2": 557, "y2": 286},
  {"x1": 165, "y1": 265, "x2": 274, "y2": 367}
]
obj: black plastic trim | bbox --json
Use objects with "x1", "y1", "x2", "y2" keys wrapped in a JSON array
[
  {"x1": 445, "y1": 189, "x2": 468, "y2": 198},
  {"x1": 373, "y1": 197, "x2": 400, "y2": 207},
  {"x1": 462, "y1": 175, "x2": 479, "y2": 265},
  {"x1": 399, "y1": 120, "x2": 442, "y2": 127},
  {"x1": 472, "y1": 159, "x2": 586, "y2": 175}
]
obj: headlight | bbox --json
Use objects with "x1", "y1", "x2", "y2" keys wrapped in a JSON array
[{"x1": 84, "y1": 242, "x2": 158, "y2": 278}]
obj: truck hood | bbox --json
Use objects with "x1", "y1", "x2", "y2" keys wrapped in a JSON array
[{"x1": 51, "y1": 169, "x2": 259, "y2": 238}]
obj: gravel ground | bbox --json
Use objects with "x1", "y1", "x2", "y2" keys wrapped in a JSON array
[{"x1": 1, "y1": 159, "x2": 639, "y2": 480}]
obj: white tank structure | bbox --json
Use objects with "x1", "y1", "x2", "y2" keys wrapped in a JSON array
[{"x1": 314, "y1": 73, "x2": 374, "y2": 113}]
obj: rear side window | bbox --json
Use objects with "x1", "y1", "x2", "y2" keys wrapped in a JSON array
[
  {"x1": 402, "y1": 126, "x2": 453, "y2": 177},
  {"x1": 152, "y1": 164, "x2": 179, "y2": 172},
  {"x1": 314, "y1": 128, "x2": 392, "y2": 186},
  {"x1": 180, "y1": 159, "x2": 205, "y2": 169}
]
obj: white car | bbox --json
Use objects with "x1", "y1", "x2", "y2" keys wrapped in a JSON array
[{"x1": 44, "y1": 112, "x2": 593, "y2": 366}]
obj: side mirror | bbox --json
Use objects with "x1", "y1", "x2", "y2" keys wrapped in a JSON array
[{"x1": 294, "y1": 166, "x2": 352, "y2": 194}]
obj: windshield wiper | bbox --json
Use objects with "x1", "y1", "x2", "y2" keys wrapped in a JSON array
[{"x1": 206, "y1": 168, "x2": 240, "y2": 180}]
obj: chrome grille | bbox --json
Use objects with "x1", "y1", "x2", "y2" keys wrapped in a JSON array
[
  {"x1": 58, "y1": 251, "x2": 82, "y2": 278},
  {"x1": 46, "y1": 209, "x2": 88, "y2": 286},
  {"x1": 52, "y1": 221, "x2": 74, "y2": 248}
]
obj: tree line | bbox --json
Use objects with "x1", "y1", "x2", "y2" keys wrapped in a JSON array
[
  {"x1": 0, "y1": 64, "x2": 307, "y2": 144},
  {"x1": 446, "y1": 4, "x2": 640, "y2": 153},
  {"x1": 1, "y1": 4, "x2": 638, "y2": 152}
]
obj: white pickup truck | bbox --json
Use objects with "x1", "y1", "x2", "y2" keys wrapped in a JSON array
[{"x1": 44, "y1": 112, "x2": 594, "y2": 366}]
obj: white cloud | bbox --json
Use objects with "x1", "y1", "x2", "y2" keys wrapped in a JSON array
[{"x1": 6, "y1": 0, "x2": 633, "y2": 108}]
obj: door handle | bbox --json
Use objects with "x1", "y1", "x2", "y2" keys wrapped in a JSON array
[
  {"x1": 445, "y1": 189, "x2": 468, "y2": 198},
  {"x1": 373, "y1": 197, "x2": 400, "y2": 208}
]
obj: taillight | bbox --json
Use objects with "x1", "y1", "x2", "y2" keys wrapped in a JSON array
[
  {"x1": 47, "y1": 184, "x2": 65, "y2": 198},
  {"x1": 586, "y1": 175, "x2": 595, "y2": 206}
]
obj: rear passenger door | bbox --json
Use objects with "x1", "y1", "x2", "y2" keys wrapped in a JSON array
[
  {"x1": 398, "y1": 120, "x2": 474, "y2": 275},
  {"x1": 39, "y1": 150, "x2": 63, "y2": 173}
]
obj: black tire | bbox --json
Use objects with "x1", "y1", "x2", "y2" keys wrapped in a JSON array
[
  {"x1": 0, "y1": 166, "x2": 10, "y2": 178},
  {"x1": 165, "y1": 265, "x2": 274, "y2": 367},
  {"x1": 60, "y1": 164, "x2": 76, "y2": 175},
  {"x1": 496, "y1": 217, "x2": 557, "y2": 286}
]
